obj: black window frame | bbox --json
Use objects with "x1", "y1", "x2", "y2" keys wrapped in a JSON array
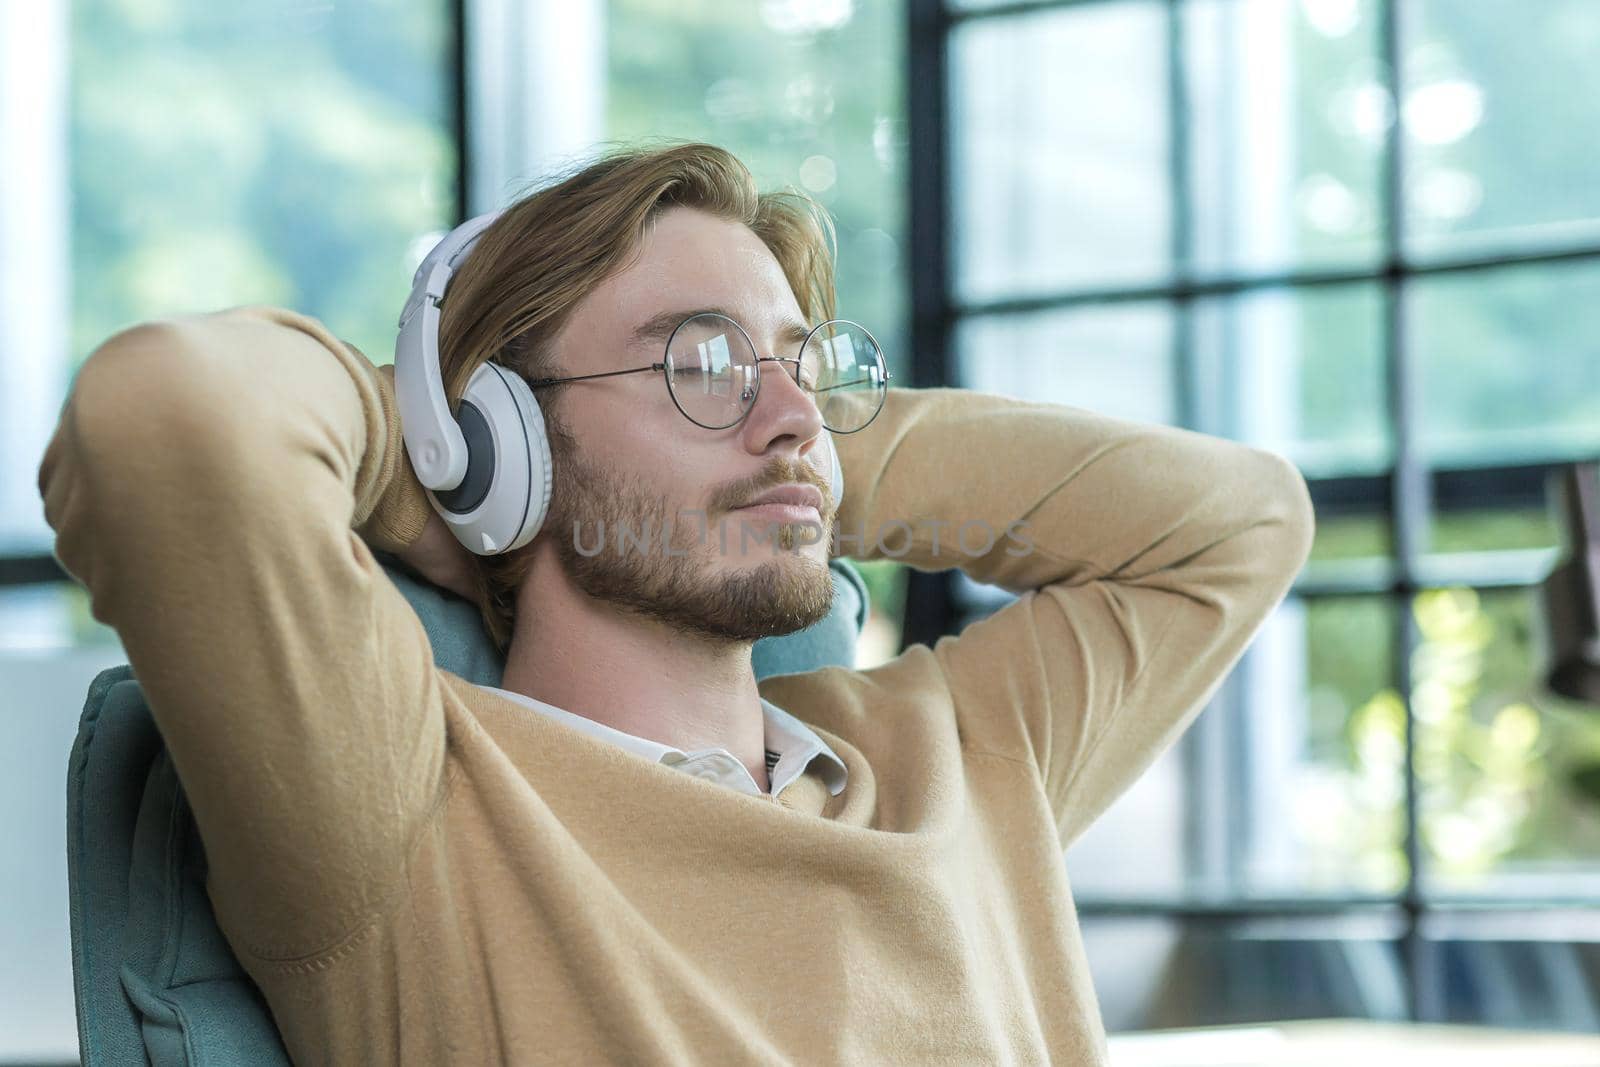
[{"x1": 907, "y1": 0, "x2": 1600, "y2": 1025}]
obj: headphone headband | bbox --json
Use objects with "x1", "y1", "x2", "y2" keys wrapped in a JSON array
[{"x1": 397, "y1": 210, "x2": 504, "y2": 334}]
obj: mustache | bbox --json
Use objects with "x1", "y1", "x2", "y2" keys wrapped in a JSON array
[{"x1": 713, "y1": 458, "x2": 833, "y2": 516}]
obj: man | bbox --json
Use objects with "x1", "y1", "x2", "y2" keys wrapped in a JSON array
[{"x1": 39, "y1": 143, "x2": 1314, "y2": 1064}]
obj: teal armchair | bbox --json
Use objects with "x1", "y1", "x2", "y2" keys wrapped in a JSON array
[{"x1": 66, "y1": 555, "x2": 870, "y2": 1066}]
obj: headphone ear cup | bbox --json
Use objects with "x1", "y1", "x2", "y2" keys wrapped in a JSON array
[
  {"x1": 432, "y1": 397, "x2": 496, "y2": 515},
  {"x1": 426, "y1": 361, "x2": 553, "y2": 556}
]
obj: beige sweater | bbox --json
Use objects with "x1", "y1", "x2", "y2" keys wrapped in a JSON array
[{"x1": 39, "y1": 304, "x2": 1314, "y2": 1065}]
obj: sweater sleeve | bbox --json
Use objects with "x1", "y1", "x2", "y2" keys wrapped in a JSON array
[
  {"x1": 37, "y1": 304, "x2": 447, "y2": 960},
  {"x1": 828, "y1": 387, "x2": 1315, "y2": 848}
]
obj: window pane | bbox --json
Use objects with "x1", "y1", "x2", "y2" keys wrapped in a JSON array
[
  {"x1": 955, "y1": 302, "x2": 1176, "y2": 425},
  {"x1": 1308, "y1": 511, "x2": 1393, "y2": 565},
  {"x1": 4, "y1": 1, "x2": 455, "y2": 555},
  {"x1": 950, "y1": 2, "x2": 1171, "y2": 302},
  {"x1": 1403, "y1": 0, "x2": 1600, "y2": 259},
  {"x1": 1428, "y1": 503, "x2": 1561, "y2": 559},
  {"x1": 1193, "y1": 283, "x2": 1388, "y2": 478},
  {"x1": 1185, "y1": 0, "x2": 1384, "y2": 276},
  {"x1": 605, "y1": 0, "x2": 909, "y2": 389},
  {"x1": 851, "y1": 559, "x2": 908, "y2": 669},
  {"x1": 0, "y1": 582, "x2": 119, "y2": 653},
  {"x1": 1191, "y1": 281, "x2": 1391, "y2": 568},
  {"x1": 1414, "y1": 587, "x2": 1600, "y2": 896},
  {"x1": 1411, "y1": 260, "x2": 1600, "y2": 468},
  {"x1": 70, "y1": 1, "x2": 455, "y2": 371},
  {"x1": 1243, "y1": 596, "x2": 1407, "y2": 896}
]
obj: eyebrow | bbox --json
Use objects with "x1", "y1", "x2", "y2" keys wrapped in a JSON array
[{"x1": 628, "y1": 307, "x2": 813, "y2": 351}]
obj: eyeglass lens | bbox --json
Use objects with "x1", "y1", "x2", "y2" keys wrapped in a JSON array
[{"x1": 664, "y1": 312, "x2": 886, "y2": 432}]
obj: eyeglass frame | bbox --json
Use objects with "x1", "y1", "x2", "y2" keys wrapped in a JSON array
[{"x1": 524, "y1": 312, "x2": 892, "y2": 433}]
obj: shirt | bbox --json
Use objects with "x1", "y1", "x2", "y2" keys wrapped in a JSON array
[
  {"x1": 475, "y1": 685, "x2": 849, "y2": 798},
  {"x1": 38, "y1": 304, "x2": 1315, "y2": 1065}
]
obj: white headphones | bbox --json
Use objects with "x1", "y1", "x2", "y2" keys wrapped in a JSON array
[{"x1": 394, "y1": 211, "x2": 845, "y2": 557}]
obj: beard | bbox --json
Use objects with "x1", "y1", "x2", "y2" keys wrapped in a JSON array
[{"x1": 545, "y1": 442, "x2": 836, "y2": 643}]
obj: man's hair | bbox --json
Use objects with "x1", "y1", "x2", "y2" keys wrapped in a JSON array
[{"x1": 434, "y1": 140, "x2": 839, "y2": 654}]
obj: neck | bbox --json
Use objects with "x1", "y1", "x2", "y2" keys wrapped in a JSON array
[{"x1": 499, "y1": 543, "x2": 771, "y2": 793}]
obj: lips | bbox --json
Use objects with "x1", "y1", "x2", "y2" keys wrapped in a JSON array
[{"x1": 737, "y1": 483, "x2": 824, "y2": 513}]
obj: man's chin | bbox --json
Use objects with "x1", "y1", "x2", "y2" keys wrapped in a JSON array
[{"x1": 706, "y1": 552, "x2": 836, "y2": 637}]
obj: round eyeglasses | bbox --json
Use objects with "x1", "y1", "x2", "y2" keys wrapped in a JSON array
[{"x1": 525, "y1": 312, "x2": 891, "y2": 434}]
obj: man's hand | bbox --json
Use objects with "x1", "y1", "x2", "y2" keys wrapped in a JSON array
[{"x1": 395, "y1": 507, "x2": 480, "y2": 602}]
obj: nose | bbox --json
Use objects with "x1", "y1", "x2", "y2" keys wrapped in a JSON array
[{"x1": 740, "y1": 356, "x2": 825, "y2": 466}]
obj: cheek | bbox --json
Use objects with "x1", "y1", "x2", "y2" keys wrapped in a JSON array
[
  {"x1": 572, "y1": 391, "x2": 741, "y2": 512},
  {"x1": 605, "y1": 430, "x2": 716, "y2": 509}
]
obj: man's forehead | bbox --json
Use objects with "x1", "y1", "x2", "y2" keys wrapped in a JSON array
[
  {"x1": 562, "y1": 208, "x2": 809, "y2": 362},
  {"x1": 627, "y1": 305, "x2": 813, "y2": 349}
]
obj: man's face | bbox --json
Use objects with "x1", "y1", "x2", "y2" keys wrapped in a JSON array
[{"x1": 538, "y1": 206, "x2": 837, "y2": 643}]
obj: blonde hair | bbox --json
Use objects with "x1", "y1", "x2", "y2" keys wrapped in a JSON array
[{"x1": 434, "y1": 140, "x2": 839, "y2": 655}]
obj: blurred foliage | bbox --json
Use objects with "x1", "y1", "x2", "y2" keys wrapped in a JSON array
[
  {"x1": 849, "y1": 558, "x2": 909, "y2": 622},
  {"x1": 1299, "y1": 595, "x2": 1407, "y2": 892},
  {"x1": 1310, "y1": 512, "x2": 1394, "y2": 561},
  {"x1": 1299, "y1": 572, "x2": 1600, "y2": 894},
  {"x1": 69, "y1": 0, "x2": 454, "y2": 373},
  {"x1": 1411, "y1": 588, "x2": 1546, "y2": 881}
]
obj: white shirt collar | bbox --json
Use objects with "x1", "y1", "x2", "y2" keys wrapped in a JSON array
[{"x1": 476, "y1": 684, "x2": 848, "y2": 799}]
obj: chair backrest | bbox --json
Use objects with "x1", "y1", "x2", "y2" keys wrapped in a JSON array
[{"x1": 66, "y1": 555, "x2": 870, "y2": 1066}]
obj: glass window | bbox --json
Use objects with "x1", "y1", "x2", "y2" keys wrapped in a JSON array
[
  {"x1": 1242, "y1": 595, "x2": 1407, "y2": 897},
  {"x1": 1403, "y1": 0, "x2": 1600, "y2": 260},
  {"x1": 69, "y1": 0, "x2": 455, "y2": 375},
  {"x1": 950, "y1": 2, "x2": 1171, "y2": 302},
  {"x1": 1414, "y1": 586, "x2": 1600, "y2": 898},
  {"x1": 1185, "y1": 0, "x2": 1385, "y2": 276},
  {"x1": 1192, "y1": 283, "x2": 1388, "y2": 478},
  {"x1": 1410, "y1": 260, "x2": 1600, "y2": 469},
  {"x1": 1428, "y1": 506, "x2": 1560, "y2": 558},
  {"x1": 1307, "y1": 510, "x2": 1394, "y2": 566},
  {"x1": 936, "y1": 0, "x2": 1600, "y2": 1035},
  {"x1": 1077, "y1": 916, "x2": 1185, "y2": 1033},
  {"x1": 1192, "y1": 283, "x2": 1390, "y2": 568},
  {"x1": 956, "y1": 302, "x2": 1177, "y2": 425},
  {"x1": 852, "y1": 559, "x2": 909, "y2": 669},
  {"x1": 0, "y1": 583, "x2": 119, "y2": 653}
]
